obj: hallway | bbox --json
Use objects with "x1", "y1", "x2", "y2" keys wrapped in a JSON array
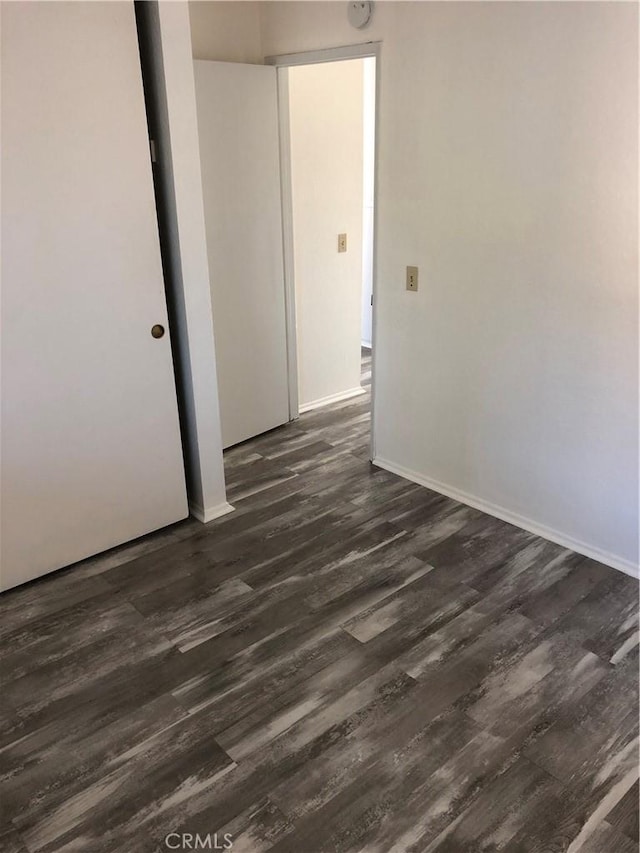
[
  {"x1": 223, "y1": 348, "x2": 372, "y2": 506},
  {"x1": 0, "y1": 347, "x2": 637, "y2": 852}
]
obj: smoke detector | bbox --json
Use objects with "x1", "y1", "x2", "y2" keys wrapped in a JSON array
[{"x1": 348, "y1": 1, "x2": 373, "y2": 29}]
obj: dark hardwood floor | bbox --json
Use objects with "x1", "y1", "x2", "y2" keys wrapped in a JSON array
[{"x1": 1, "y1": 351, "x2": 638, "y2": 853}]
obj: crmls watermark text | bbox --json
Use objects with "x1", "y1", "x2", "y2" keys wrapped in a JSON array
[{"x1": 164, "y1": 833, "x2": 233, "y2": 850}]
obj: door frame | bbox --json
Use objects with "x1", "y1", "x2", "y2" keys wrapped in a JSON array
[{"x1": 266, "y1": 42, "x2": 382, "y2": 461}]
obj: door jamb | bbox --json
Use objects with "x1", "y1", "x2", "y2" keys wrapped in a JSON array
[
  {"x1": 275, "y1": 67, "x2": 298, "y2": 423},
  {"x1": 267, "y1": 42, "x2": 381, "y2": 461}
]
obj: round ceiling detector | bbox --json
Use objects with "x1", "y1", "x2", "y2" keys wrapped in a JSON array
[{"x1": 348, "y1": 1, "x2": 372, "y2": 29}]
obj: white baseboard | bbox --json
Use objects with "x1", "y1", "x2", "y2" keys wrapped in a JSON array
[
  {"x1": 372, "y1": 456, "x2": 639, "y2": 580},
  {"x1": 189, "y1": 500, "x2": 235, "y2": 524},
  {"x1": 299, "y1": 386, "x2": 366, "y2": 414}
]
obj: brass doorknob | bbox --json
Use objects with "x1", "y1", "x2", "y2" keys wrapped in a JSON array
[{"x1": 151, "y1": 324, "x2": 165, "y2": 339}]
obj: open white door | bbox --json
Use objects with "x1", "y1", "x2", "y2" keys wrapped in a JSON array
[
  {"x1": 194, "y1": 61, "x2": 290, "y2": 449},
  {"x1": 1, "y1": 2, "x2": 188, "y2": 591}
]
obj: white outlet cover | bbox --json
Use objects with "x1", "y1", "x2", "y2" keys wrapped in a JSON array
[{"x1": 348, "y1": 1, "x2": 372, "y2": 29}]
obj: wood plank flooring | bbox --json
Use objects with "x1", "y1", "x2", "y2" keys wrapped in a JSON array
[{"x1": 1, "y1": 351, "x2": 638, "y2": 853}]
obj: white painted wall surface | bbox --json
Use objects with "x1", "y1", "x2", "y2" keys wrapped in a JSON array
[
  {"x1": 139, "y1": 1, "x2": 231, "y2": 523},
  {"x1": 361, "y1": 56, "x2": 376, "y2": 349},
  {"x1": 189, "y1": 1, "x2": 262, "y2": 63},
  {"x1": 261, "y1": 2, "x2": 639, "y2": 574},
  {"x1": 289, "y1": 59, "x2": 365, "y2": 410}
]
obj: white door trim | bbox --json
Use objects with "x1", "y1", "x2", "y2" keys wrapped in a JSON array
[
  {"x1": 266, "y1": 42, "x2": 381, "y2": 68},
  {"x1": 268, "y1": 42, "x2": 381, "y2": 461},
  {"x1": 275, "y1": 67, "x2": 299, "y2": 422}
]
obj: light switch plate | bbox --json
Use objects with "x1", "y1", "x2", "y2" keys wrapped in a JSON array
[
  {"x1": 406, "y1": 265, "x2": 418, "y2": 291},
  {"x1": 338, "y1": 233, "x2": 347, "y2": 253}
]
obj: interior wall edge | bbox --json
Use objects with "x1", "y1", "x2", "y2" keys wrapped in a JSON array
[
  {"x1": 188, "y1": 501, "x2": 236, "y2": 524},
  {"x1": 373, "y1": 456, "x2": 640, "y2": 580},
  {"x1": 141, "y1": 0, "x2": 229, "y2": 515},
  {"x1": 298, "y1": 386, "x2": 367, "y2": 414}
]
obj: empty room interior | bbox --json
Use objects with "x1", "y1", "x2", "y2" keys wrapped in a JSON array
[{"x1": 0, "y1": 1, "x2": 638, "y2": 852}]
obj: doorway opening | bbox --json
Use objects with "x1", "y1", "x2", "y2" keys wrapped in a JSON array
[
  {"x1": 271, "y1": 44, "x2": 379, "y2": 460},
  {"x1": 192, "y1": 44, "x2": 379, "y2": 460}
]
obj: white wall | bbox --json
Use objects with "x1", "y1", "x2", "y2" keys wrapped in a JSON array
[
  {"x1": 140, "y1": 0, "x2": 231, "y2": 523},
  {"x1": 289, "y1": 59, "x2": 365, "y2": 410},
  {"x1": 189, "y1": 1, "x2": 262, "y2": 63},
  {"x1": 361, "y1": 56, "x2": 376, "y2": 349},
  {"x1": 261, "y1": 2, "x2": 639, "y2": 574}
]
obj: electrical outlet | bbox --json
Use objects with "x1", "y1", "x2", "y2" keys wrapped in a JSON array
[
  {"x1": 406, "y1": 266, "x2": 418, "y2": 291},
  {"x1": 338, "y1": 233, "x2": 347, "y2": 253}
]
